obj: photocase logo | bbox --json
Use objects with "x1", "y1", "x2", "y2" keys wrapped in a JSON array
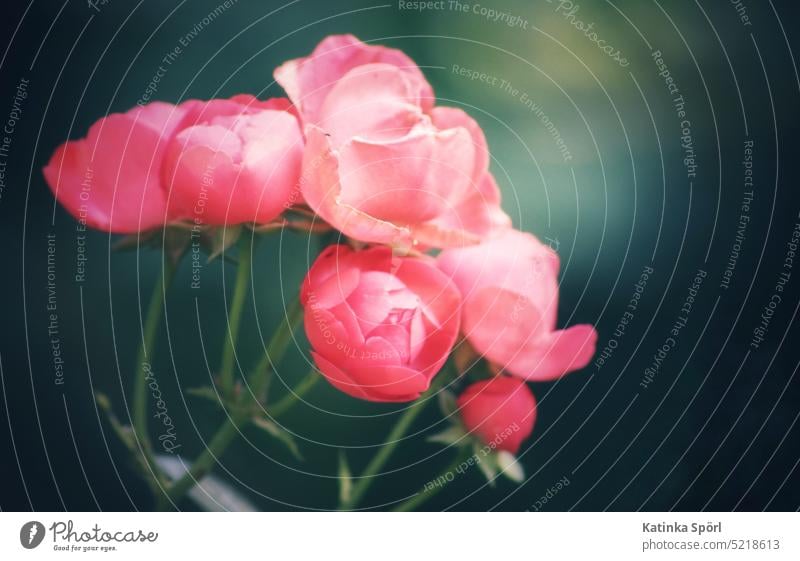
[{"x1": 20, "y1": 521, "x2": 45, "y2": 549}]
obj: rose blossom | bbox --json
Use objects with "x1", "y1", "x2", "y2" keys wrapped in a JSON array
[
  {"x1": 44, "y1": 101, "x2": 187, "y2": 233},
  {"x1": 275, "y1": 34, "x2": 510, "y2": 249},
  {"x1": 457, "y1": 376, "x2": 536, "y2": 454},
  {"x1": 437, "y1": 228, "x2": 597, "y2": 381},
  {"x1": 43, "y1": 95, "x2": 302, "y2": 233},
  {"x1": 162, "y1": 96, "x2": 303, "y2": 225},
  {"x1": 301, "y1": 244, "x2": 461, "y2": 402}
]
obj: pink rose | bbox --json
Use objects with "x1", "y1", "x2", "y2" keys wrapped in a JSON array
[
  {"x1": 300, "y1": 244, "x2": 461, "y2": 402},
  {"x1": 43, "y1": 101, "x2": 188, "y2": 233},
  {"x1": 162, "y1": 95, "x2": 303, "y2": 225},
  {"x1": 457, "y1": 376, "x2": 536, "y2": 454},
  {"x1": 43, "y1": 95, "x2": 303, "y2": 232},
  {"x1": 276, "y1": 35, "x2": 510, "y2": 248},
  {"x1": 438, "y1": 228, "x2": 597, "y2": 381}
]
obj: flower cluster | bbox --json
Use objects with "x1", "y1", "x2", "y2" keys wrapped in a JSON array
[{"x1": 44, "y1": 34, "x2": 596, "y2": 461}]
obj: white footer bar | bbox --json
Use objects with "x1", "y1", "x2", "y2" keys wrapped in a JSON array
[{"x1": 1, "y1": 512, "x2": 797, "y2": 560}]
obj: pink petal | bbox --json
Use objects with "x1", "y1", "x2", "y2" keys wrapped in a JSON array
[
  {"x1": 392, "y1": 259, "x2": 461, "y2": 379},
  {"x1": 130, "y1": 100, "x2": 197, "y2": 139},
  {"x1": 394, "y1": 258, "x2": 461, "y2": 330},
  {"x1": 461, "y1": 286, "x2": 549, "y2": 371},
  {"x1": 312, "y1": 352, "x2": 428, "y2": 403},
  {"x1": 430, "y1": 106, "x2": 489, "y2": 182},
  {"x1": 335, "y1": 122, "x2": 475, "y2": 224},
  {"x1": 300, "y1": 126, "x2": 414, "y2": 246},
  {"x1": 424, "y1": 172, "x2": 511, "y2": 242},
  {"x1": 162, "y1": 134, "x2": 241, "y2": 224},
  {"x1": 311, "y1": 351, "x2": 372, "y2": 401},
  {"x1": 344, "y1": 270, "x2": 409, "y2": 335},
  {"x1": 163, "y1": 109, "x2": 302, "y2": 225},
  {"x1": 233, "y1": 110, "x2": 304, "y2": 221},
  {"x1": 300, "y1": 244, "x2": 355, "y2": 306},
  {"x1": 304, "y1": 306, "x2": 364, "y2": 365},
  {"x1": 438, "y1": 228, "x2": 559, "y2": 327},
  {"x1": 346, "y1": 363, "x2": 430, "y2": 402},
  {"x1": 274, "y1": 34, "x2": 434, "y2": 125},
  {"x1": 44, "y1": 111, "x2": 174, "y2": 233},
  {"x1": 317, "y1": 63, "x2": 424, "y2": 145},
  {"x1": 176, "y1": 95, "x2": 294, "y2": 128},
  {"x1": 341, "y1": 335, "x2": 405, "y2": 370},
  {"x1": 505, "y1": 324, "x2": 598, "y2": 382},
  {"x1": 368, "y1": 323, "x2": 414, "y2": 365},
  {"x1": 308, "y1": 265, "x2": 361, "y2": 309}
]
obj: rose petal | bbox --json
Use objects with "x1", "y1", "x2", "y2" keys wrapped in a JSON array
[
  {"x1": 423, "y1": 172, "x2": 511, "y2": 244},
  {"x1": 336, "y1": 122, "x2": 475, "y2": 224},
  {"x1": 274, "y1": 34, "x2": 434, "y2": 125},
  {"x1": 461, "y1": 286, "x2": 548, "y2": 370},
  {"x1": 311, "y1": 351, "x2": 372, "y2": 401},
  {"x1": 163, "y1": 109, "x2": 302, "y2": 225},
  {"x1": 44, "y1": 111, "x2": 174, "y2": 233},
  {"x1": 430, "y1": 106, "x2": 489, "y2": 183},
  {"x1": 300, "y1": 126, "x2": 414, "y2": 246},
  {"x1": 346, "y1": 363, "x2": 430, "y2": 401},
  {"x1": 505, "y1": 324, "x2": 598, "y2": 382},
  {"x1": 318, "y1": 63, "x2": 424, "y2": 145}
]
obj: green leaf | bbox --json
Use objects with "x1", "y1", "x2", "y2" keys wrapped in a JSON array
[
  {"x1": 112, "y1": 232, "x2": 154, "y2": 252},
  {"x1": 205, "y1": 225, "x2": 242, "y2": 263},
  {"x1": 162, "y1": 226, "x2": 193, "y2": 267},
  {"x1": 338, "y1": 451, "x2": 352, "y2": 507},
  {"x1": 252, "y1": 416, "x2": 303, "y2": 461}
]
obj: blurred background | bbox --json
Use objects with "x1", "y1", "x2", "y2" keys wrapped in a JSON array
[{"x1": 1, "y1": 0, "x2": 799, "y2": 511}]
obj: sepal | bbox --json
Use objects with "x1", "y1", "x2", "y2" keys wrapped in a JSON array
[
  {"x1": 426, "y1": 424, "x2": 467, "y2": 446},
  {"x1": 251, "y1": 416, "x2": 303, "y2": 460}
]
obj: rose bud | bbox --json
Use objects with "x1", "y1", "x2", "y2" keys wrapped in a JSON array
[
  {"x1": 301, "y1": 244, "x2": 461, "y2": 402},
  {"x1": 162, "y1": 95, "x2": 303, "y2": 225},
  {"x1": 438, "y1": 228, "x2": 597, "y2": 381},
  {"x1": 276, "y1": 35, "x2": 510, "y2": 249},
  {"x1": 457, "y1": 376, "x2": 536, "y2": 454},
  {"x1": 43, "y1": 101, "x2": 189, "y2": 233}
]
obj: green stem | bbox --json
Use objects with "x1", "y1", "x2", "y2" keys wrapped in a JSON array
[
  {"x1": 341, "y1": 373, "x2": 452, "y2": 510},
  {"x1": 268, "y1": 367, "x2": 320, "y2": 417},
  {"x1": 132, "y1": 256, "x2": 176, "y2": 460},
  {"x1": 392, "y1": 448, "x2": 471, "y2": 512},
  {"x1": 219, "y1": 234, "x2": 254, "y2": 397},
  {"x1": 162, "y1": 298, "x2": 304, "y2": 509},
  {"x1": 341, "y1": 403, "x2": 427, "y2": 510},
  {"x1": 246, "y1": 298, "x2": 304, "y2": 402},
  {"x1": 342, "y1": 363, "x2": 459, "y2": 511}
]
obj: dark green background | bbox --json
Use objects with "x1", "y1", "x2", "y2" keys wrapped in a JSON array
[{"x1": 1, "y1": 0, "x2": 799, "y2": 511}]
